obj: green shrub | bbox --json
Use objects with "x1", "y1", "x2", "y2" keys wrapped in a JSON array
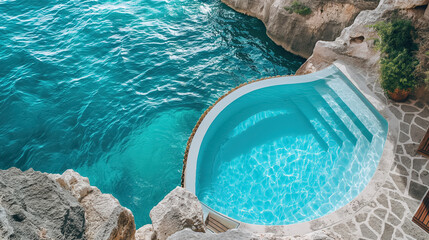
[
  {"x1": 372, "y1": 19, "x2": 420, "y2": 92},
  {"x1": 380, "y1": 49, "x2": 418, "y2": 92},
  {"x1": 284, "y1": 1, "x2": 311, "y2": 16},
  {"x1": 372, "y1": 19, "x2": 417, "y2": 55}
]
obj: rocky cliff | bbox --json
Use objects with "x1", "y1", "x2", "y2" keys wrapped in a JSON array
[
  {"x1": 0, "y1": 168, "x2": 135, "y2": 240},
  {"x1": 297, "y1": 0, "x2": 429, "y2": 73},
  {"x1": 221, "y1": 0, "x2": 380, "y2": 58},
  {"x1": 0, "y1": 168, "x2": 85, "y2": 240},
  {"x1": 296, "y1": 0, "x2": 429, "y2": 99}
]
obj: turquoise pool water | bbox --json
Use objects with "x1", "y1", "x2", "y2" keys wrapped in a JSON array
[
  {"x1": 196, "y1": 66, "x2": 388, "y2": 225},
  {"x1": 0, "y1": 0, "x2": 304, "y2": 227}
]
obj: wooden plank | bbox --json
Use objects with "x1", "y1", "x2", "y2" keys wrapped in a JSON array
[
  {"x1": 207, "y1": 216, "x2": 228, "y2": 232},
  {"x1": 413, "y1": 191, "x2": 429, "y2": 234},
  {"x1": 418, "y1": 128, "x2": 429, "y2": 157},
  {"x1": 205, "y1": 212, "x2": 239, "y2": 233},
  {"x1": 205, "y1": 214, "x2": 230, "y2": 233}
]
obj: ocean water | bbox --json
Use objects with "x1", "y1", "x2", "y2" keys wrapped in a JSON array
[{"x1": 0, "y1": 0, "x2": 304, "y2": 227}]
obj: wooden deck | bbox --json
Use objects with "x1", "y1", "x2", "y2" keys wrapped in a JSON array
[
  {"x1": 413, "y1": 191, "x2": 429, "y2": 233},
  {"x1": 418, "y1": 128, "x2": 429, "y2": 157}
]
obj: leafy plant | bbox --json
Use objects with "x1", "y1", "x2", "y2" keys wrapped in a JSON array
[
  {"x1": 372, "y1": 19, "x2": 420, "y2": 92},
  {"x1": 380, "y1": 49, "x2": 418, "y2": 92},
  {"x1": 284, "y1": 1, "x2": 311, "y2": 16},
  {"x1": 372, "y1": 19, "x2": 417, "y2": 55}
]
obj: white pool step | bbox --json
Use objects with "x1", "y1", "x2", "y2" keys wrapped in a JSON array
[{"x1": 317, "y1": 85, "x2": 373, "y2": 142}]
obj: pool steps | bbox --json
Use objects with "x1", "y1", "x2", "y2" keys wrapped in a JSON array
[
  {"x1": 300, "y1": 97, "x2": 343, "y2": 147},
  {"x1": 309, "y1": 93, "x2": 358, "y2": 145},
  {"x1": 318, "y1": 86, "x2": 373, "y2": 142},
  {"x1": 288, "y1": 100, "x2": 329, "y2": 151},
  {"x1": 288, "y1": 87, "x2": 370, "y2": 151}
]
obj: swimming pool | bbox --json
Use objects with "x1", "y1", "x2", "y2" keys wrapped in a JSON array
[{"x1": 183, "y1": 65, "x2": 388, "y2": 225}]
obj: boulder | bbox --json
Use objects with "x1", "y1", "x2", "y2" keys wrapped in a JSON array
[
  {"x1": 49, "y1": 170, "x2": 136, "y2": 240},
  {"x1": 136, "y1": 224, "x2": 156, "y2": 240},
  {"x1": 0, "y1": 168, "x2": 85, "y2": 240},
  {"x1": 149, "y1": 187, "x2": 205, "y2": 240},
  {"x1": 394, "y1": 0, "x2": 429, "y2": 9}
]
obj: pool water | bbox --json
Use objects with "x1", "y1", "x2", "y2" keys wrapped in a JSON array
[
  {"x1": 0, "y1": 0, "x2": 304, "y2": 227},
  {"x1": 196, "y1": 66, "x2": 388, "y2": 225}
]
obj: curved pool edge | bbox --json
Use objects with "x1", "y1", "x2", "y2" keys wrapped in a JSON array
[{"x1": 181, "y1": 61, "x2": 399, "y2": 235}]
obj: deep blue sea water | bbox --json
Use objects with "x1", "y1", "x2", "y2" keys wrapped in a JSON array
[{"x1": 0, "y1": 0, "x2": 303, "y2": 227}]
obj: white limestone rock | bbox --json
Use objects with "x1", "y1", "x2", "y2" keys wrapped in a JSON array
[
  {"x1": 136, "y1": 224, "x2": 156, "y2": 240},
  {"x1": 150, "y1": 187, "x2": 205, "y2": 240},
  {"x1": 49, "y1": 170, "x2": 136, "y2": 240},
  {"x1": 394, "y1": 0, "x2": 429, "y2": 9},
  {"x1": 0, "y1": 168, "x2": 86, "y2": 239}
]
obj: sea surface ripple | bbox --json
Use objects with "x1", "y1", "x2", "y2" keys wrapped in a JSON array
[{"x1": 0, "y1": 0, "x2": 304, "y2": 227}]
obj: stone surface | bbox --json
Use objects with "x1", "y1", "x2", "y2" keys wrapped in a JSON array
[
  {"x1": 168, "y1": 229, "x2": 256, "y2": 240},
  {"x1": 374, "y1": 208, "x2": 387, "y2": 220},
  {"x1": 387, "y1": 213, "x2": 401, "y2": 226},
  {"x1": 360, "y1": 224, "x2": 377, "y2": 240},
  {"x1": 403, "y1": 113, "x2": 414, "y2": 124},
  {"x1": 404, "y1": 143, "x2": 419, "y2": 156},
  {"x1": 355, "y1": 213, "x2": 368, "y2": 223},
  {"x1": 50, "y1": 169, "x2": 136, "y2": 240},
  {"x1": 400, "y1": 122, "x2": 410, "y2": 134},
  {"x1": 394, "y1": 0, "x2": 429, "y2": 8},
  {"x1": 368, "y1": 215, "x2": 382, "y2": 234},
  {"x1": 222, "y1": 0, "x2": 379, "y2": 58},
  {"x1": 150, "y1": 187, "x2": 205, "y2": 240},
  {"x1": 400, "y1": 156, "x2": 411, "y2": 169},
  {"x1": 408, "y1": 181, "x2": 428, "y2": 200},
  {"x1": 389, "y1": 174, "x2": 407, "y2": 193},
  {"x1": 376, "y1": 193, "x2": 389, "y2": 209},
  {"x1": 413, "y1": 158, "x2": 427, "y2": 172},
  {"x1": 415, "y1": 116, "x2": 429, "y2": 129},
  {"x1": 401, "y1": 105, "x2": 420, "y2": 113},
  {"x1": 136, "y1": 224, "x2": 155, "y2": 240},
  {"x1": 419, "y1": 107, "x2": 429, "y2": 118},
  {"x1": 421, "y1": 170, "x2": 429, "y2": 185},
  {"x1": 410, "y1": 124, "x2": 426, "y2": 142},
  {"x1": 389, "y1": 199, "x2": 405, "y2": 219},
  {"x1": 380, "y1": 223, "x2": 394, "y2": 240},
  {"x1": 401, "y1": 218, "x2": 428, "y2": 240},
  {"x1": 0, "y1": 168, "x2": 85, "y2": 240},
  {"x1": 169, "y1": 228, "x2": 335, "y2": 240}
]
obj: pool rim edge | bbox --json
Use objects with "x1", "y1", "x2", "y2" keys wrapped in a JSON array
[{"x1": 181, "y1": 61, "x2": 398, "y2": 235}]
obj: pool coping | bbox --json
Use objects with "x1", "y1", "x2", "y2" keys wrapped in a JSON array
[{"x1": 181, "y1": 61, "x2": 399, "y2": 235}]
